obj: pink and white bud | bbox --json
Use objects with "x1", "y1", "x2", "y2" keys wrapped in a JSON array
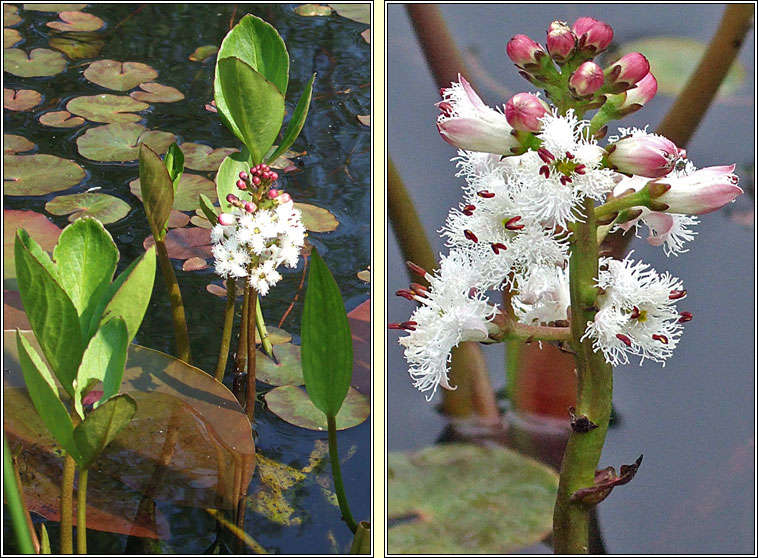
[
  {"x1": 243, "y1": 202, "x2": 256, "y2": 213},
  {"x1": 572, "y1": 17, "x2": 613, "y2": 55},
  {"x1": 623, "y1": 72, "x2": 657, "y2": 108},
  {"x1": 546, "y1": 21, "x2": 576, "y2": 63},
  {"x1": 238, "y1": 171, "x2": 249, "y2": 181},
  {"x1": 437, "y1": 75, "x2": 520, "y2": 156},
  {"x1": 269, "y1": 171, "x2": 278, "y2": 181},
  {"x1": 506, "y1": 34, "x2": 547, "y2": 68},
  {"x1": 605, "y1": 52, "x2": 650, "y2": 88},
  {"x1": 267, "y1": 189, "x2": 279, "y2": 199},
  {"x1": 236, "y1": 179, "x2": 247, "y2": 190},
  {"x1": 607, "y1": 133, "x2": 679, "y2": 178},
  {"x1": 218, "y1": 213, "x2": 236, "y2": 226},
  {"x1": 252, "y1": 175, "x2": 261, "y2": 186},
  {"x1": 569, "y1": 61, "x2": 604, "y2": 96},
  {"x1": 653, "y1": 164, "x2": 742, "y2": 214},
  {"x1": 277, "y1": 192, "x2": 292, "y2": 204},
  {"x1": 504, "y1": 92, "x2": 550, "y2": 132},
  {"x1": 226, "y1": 193, "x2": 239, "y2": 204}
]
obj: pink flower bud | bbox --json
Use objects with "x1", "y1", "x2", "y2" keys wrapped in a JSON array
[
  {"x1": 267, "y1": 189, "x2": 279, "y2": 199},
  {"x1": 623, "y1": 72, "x2": 657, "y2": 108},
  {"x1": 270, "y1": 171, "x2": 278, "y2": 181},
  {"x1": 607, "y1": 133, "x2": 679, "y2": 178},
  {"x1": 506, "y1": 34, "x2": 547, "y2": 68},
  {"x1": 653, "y1": 164, "x2": 742, "y2": 214},
  {"x1": 546, "y1": 21, "x2": 576, "y2": 63},
  {"x1": 569, "y1": 61, "x2": 604, "y2": 96},
  {"x1": 236, "y1": 179, "x2": 247, "y2": 190},
  {"x1": 605, "y1": 52, "x2": 650, "y2": 89},
  {"x1": 504, "y1": 92, "x2": 550, "y2": 132},
  {"x1": 277, "y1": 192, "x2": 292, "y2": 203},
  {"x1": 252, "y1": 175, "x2": 261, "y2": 186},
  {"x1": 243, "y1": 202, "x2": 256, "y2": 213},
  {"x1": 226, "y1": 193, "x2": 239, "y2": 204},
  {"x1": 239, "y1": 171, "x2": 249, "y2": 181},
  {"x1": 218, "y1": 213, "x2": 235, "y2": 226},
  {"x1": 572, "y1": 17, "x2": 613, "y2": 55}
]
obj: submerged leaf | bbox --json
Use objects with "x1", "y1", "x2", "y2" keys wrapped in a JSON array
[
  {"x1": 48, "y1": 32, "x2": 104, "y2": 59},
  {"x1": 189, "y1": 44, "x2": 218, "y2": 62},
  {"x1": 84, "y1": 59, "x2": 158, "y2": 91},
  {"x1": 45, "y1": 192, "x2": 131, "y2": 224},
  {"x1": 265, "y1": 385, "x2": 369, "y2": 430}
]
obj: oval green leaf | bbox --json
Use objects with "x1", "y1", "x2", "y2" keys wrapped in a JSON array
[
  {"x1": 76, "y1": 123, "x2": 175, "y2": 162},
  {"x1": 295, "y1": 4, "x2": 333, "y2": 17},
  {"x1": 74, "y1": 393, "x2": 137, "y2": 470},
  {"x1": 388, "y1": 444, "x2": 559, "y2": 554},
  {"x1": 4, "y1": 134, "x2": 35, "y2": 154},
  {"x1": 265, "y1": 72, "x2": 315, "y2": 165},
  {"x1": 215, "y1": 151, "x2": 251, "y2": 213},
  {"x1": 265, "y1": 385, "x2": 369, "y2": 431},
  {"x1": 328, "y1": 4, "x2": 370, "y2": 24},
  {"x1": 67, "y1": 94, "x2": 148, "y2": 123},
  {"x1": 294, "y1": 202, "x2": 339, "y2": 232},
  {"x1": 4, "y1": 4, "x2": 21, "y2": 26},
  {"x1": 4, "y1": 154, "x2": 85, "y2": 195},
  {"x1": 138, "y1": 143, "x2": 174, "y2": 240},
  {"x1": 3, "y1": 88, "x2": 41, "y2": 111},
  {"x1": 179, "y1": 142, "x2": 238, "y2": 172},
  {"x1": 189, "y1": 44, "x2": 218, "y2": 62},
  {"x1": 45, "y1": 192, "x2": 131, "y2": 224},
  {"x1": 84, "y1": 59, "x2": 158, "y2": 91},
  {"x1": 256, "y1": 343, "x2": 304, "y2": 386},
  {"x1": 129, "y1": 82, "x2": 185, "y2": 103},
  {"x1": 4, "y1": 47, "x2": 66, "y2": 77},
  {"x1": 131, "y1": 172, "x2": 216, "y2": 211},
  {"x1": 38, "y1": 110, "x2": 85, "y2": 128},
  {"x1": 46, "y1": 10, "x2": 104, "y2": 32}
]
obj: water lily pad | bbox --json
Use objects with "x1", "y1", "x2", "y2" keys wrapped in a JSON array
[
  {"x1": 4, "y1": 27, "x2": 21, "y2": 47},
  {"x1": 257, "y1": 325, "x2": 292, "y2": 346},
  {"x1": 38, "y1": 110, "x2": 85, "y2": 128},
  {"x1": 3, "y1": 88, "x2": 40, "y2": 111},
  {"x1": 357, "y1": 114, "x2": 370, "y2": 126},
  {"x1": 388, "y1": 444, "x2": 559, "y2": 554},
  {"x1": 45, "y1": 192, "x2": 131, "y2": 224},
  {"x1": 361, "y1": 28, "x2": 370, "y2": 44},
  {"x1": 614, "y1": 37, "x2": 745, "y2": 97},
  {"x1": 3, "y1": 209, "x2": 61, "y2": 290},
  {"x1": 4, "y1": 134, "x2": 35, "y2": 154},
  {"x1": 46, "y1": 10, "x2": 104, "y2": 32},
  {"x1": 130, "y1": 172, "x2": 216, "y2": 211},
  {"x1": 22, "y1": 4, "x2": 88, "y2": 11},
  {"x1": 76, "y1": 123, "x2": 175, "y2": 161},
  {"x1": 129, "y1": 81, "x2": 184, "y2": 103},
  {"x1": 256, "y1": 343, "x2": 304, "y2": 386},
  {"x1": 182, "y1": 256, "x2": 207, "y2": 271},
  {"x1": 143, "y1": 226, "x2": 212, "y2": 260},
  {"x1": 4, "y1": 154, "x2": 85, "y2": 195},
  {"x1": 67, "y1": 94, "x2": 148, "y2": 123},
  {"x1": 84, "y1": 59, "x2": 158, "y2": 91},
  {"x1": 190, "y1": 213, "x2": 212, "y2": 229},
  {"x1": 189, "y1": 45, "x2": 218, "y2": 62},
  {"x1": 179, "y1": 143, "x2": 238, "y2": 172},
  {"x1": 294, "y1": 202, "x2": 339, "y2": 233},
  {"x1": 295, "y1": 4, "x2": 333, "y2": 16},
  {"x1": 265, "y1": 385, "x2": 369, "y2": 431},
  {"x1": 167, "y1": 209, "x2": 190, "y2": 228},
  {"x1": 4, "y1": 47, "x2": 67, "y2": 77},
  {"x1": 4, "y1": 4, "x2": 21, "y2": 26},
  {"x1": 49, "y1": 32, "x2": 104, "y2": 59},
  {"x1": 356, "y1": 268, "x2": 369, "y2": 282},
  {"x1": 328, "y1": 3, "x2": 370, "y2": 24}
]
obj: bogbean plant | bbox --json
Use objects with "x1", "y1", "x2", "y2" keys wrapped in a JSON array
[{"x1": 391, "y1": 16, "x2": 742, "y2": 553}]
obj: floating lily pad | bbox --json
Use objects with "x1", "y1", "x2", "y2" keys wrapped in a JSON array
[
  {"x1": 257, "y1": 325, "x2": 292, "y2": 346},
  {"x1": 3, "y1": 88, "x2": 41, "y2": 111},
  {"x1": 4, "y1": 4, "x2": 21, "y2": 26},
  {"x1": 190, "y1": 213, "x2": 212, "y2": 229},
  {"x1": 46, "y1": 10, "x2": 104, "y2": 32},
  {"x1": 294, "y1": 202, "x2": 339, "y2": 233},
  {"x1": 129, "y1": 82, "x2": 184, "y2": 103},
  {"x1": 357, "y1": 268, "x2": 370, "y2": 282},
  {"x1": 328, "y1": 3, "x2": 370, "y2": 24},
  {"x1": 130, "y1": 172, "x2": 216, "y2": 211},
  {"x1": 4, "y1": 154, "x2": 85, "y2": 195},
  {"x1": 265, "y1": 385, "x2": 369, "y2": 431},
  {"x1": 4, "y1": 27, "x2": 21, "y2": 47},
  {"x1": 361, "y1": 28, "x2": 370, "y2": 44},
  {"x1": 3, "y1": 209, "x2": 61, "y2": 290},
  {"x1": 189, "y1": 44, "x2": 218, "y2": 62},
  {"x1": 45, "y1": 192, "x2": 131, "y2": 224},
  {"x1": 179, "y1": 143, "x2": 238, "y2": 172},
  {"x1": 295, "y1": 4, "x2": 333, "y2": 16},
  {"x1": 76, "y1": 123, "x2": 175, "y2": 161},
  {"x1": 22, "y1": 4, "x2": 88, "y2": 11},
  {"x1": 143, "y1": 226, "x2": 212, "y2": 260},
  {"x1": 4, "y1": 134, "x2": 35, "y2": 154},
  {"x1": 167, "y1": 209, "x2": 190, "y2": 228},
  {"x1": 356, "y1": 114, "x2": 370, "y2": 126},
  {"x1": 4, "y1": 47, "x2": 67, "y2": 77},
  {"x1": 182, "y1": 257, "x2": 208, "y2": 271},
  {"x1": 347, "y1": 298, "x2": 370, "y2": 395},
  {"x1": 256, "y1": 343, "x2": 304, "y2": 386},
  {"x1": 4, "y1": 290, "x2": 30, "y2": 329},
  {"x1": 38, "y1": 110, "x2": 85, "y2": 128},
  {"x1": 67, "y1": 94, "x2": 148, "y2": 123},
  {"x1": 84, "y1": 59, "x2": 158, "y2": 91},
  {"x1": 388, "y1": 444, "x2": 559, "y2": 554},
  {"x1": 49, "y1": 32, "x2": 104, "y2": 59},
  {"x1": 614, "y1": 37, "x2": 745, "y2": 97}
]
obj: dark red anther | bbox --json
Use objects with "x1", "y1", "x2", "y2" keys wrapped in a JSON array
[
  {"x1": 388, "y1": 321, "x2": 417, "y2": 331},
  {"x1": 463, "y1": 204, "x2": 476, "y2": 216},
  {"x1": 669, "y1": 289, "x2": 687, "y2": 300},
  {"x1": 395, "y1": 289, "x2": 416, "y2": 301},
  {"x1": 491, "y1": 242, "x2": 508, "y2": 254},
  {"x1": 438, "y1": 101, "x2": 453, "y2": 117},
  {"x1": 616, "y1": 333, "x2": 632, "y2": 347},
  {"x1": 406, "y1": 261, "x2": 428, "y2": 277},
  {"x1": 439, "y1": 87, "x2": 446, "y2": 97},
  {"x1": 652, "y1": 334, "x2": 668, "y2": 344},
  {"x1": 410, "y1": 283, "x2": 428, "y2": 296},
  {"x1": 565, "y1": 151, "x2": 575, "y2": 159},
  {"x1": 560, "y1": 175, "x2": 573, "y2": 185},
  {"x1": 629, "y1": 306, "x2": 641, "y2": 319},
  {"x1": 574, "y1": 164, "x2": 587, "y2": 175},
  {"x1": 538, "y1": 147, "x2": 555, "y2": 163},
  {"x1": 477, "y1": 190, "x2": 495, "y2": 198},
  {"x1": 678, "y1": 311, "x2": 693, "y2": 323},
  {"x1": 539, "y1": 165, "x2": 551, "y2": 178},
  {"x1": 504, "y1": 216, "x2": 525, "y2": 230},
  {"x1": 464, "y1": 229, "x2": 479, "y2": 243}
]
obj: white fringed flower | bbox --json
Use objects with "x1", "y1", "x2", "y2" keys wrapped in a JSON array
[
  {"x1": 582, "y1": 255, "x2": 686, "y2": 366},
  {"x1": 512, "y1": 264, "x2": 571, "y2": 325}
]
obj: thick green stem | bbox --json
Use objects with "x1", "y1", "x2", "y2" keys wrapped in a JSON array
[
  {"x1": 553, "y1": 198, "x2": 614, "y2": 554},
  {"x1": 60, "y1": 452, "x2": 75, "y2": 554},
  {"x1": 76, "y1": 468, "x2": 88, "y2": 554},
  {"x1": 245, "y1": 285, "x2": 257, "y2": 423},
  {"x1": 214, "y1": 279, "x2": 237, "y2": 381},
  {"x1": 155, "y1": 239, "x2": 192, "y2": 365},
  {"x1": 255, "y1": 295, "x2": 275, "y2": 359},
  {"x1": 327, "y1": 414, "x2": 358, "y2": 533}
]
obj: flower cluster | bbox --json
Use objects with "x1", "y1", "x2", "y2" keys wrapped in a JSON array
[
  {"x1": 211, "y1": 164, "x2": 306, "y2": 296},
  {"x1": 393, "y1": 16, "x2": 742, "y2": 399}
]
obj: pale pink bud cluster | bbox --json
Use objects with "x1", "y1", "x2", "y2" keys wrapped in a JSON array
[
  {"x1": 546, "y1": 21, "x2": 575, "y2": 63},
  {"x1": 652, "y1": 165, "x2": 742, "y2": 214},
  {"x1": 572, "y1": 17, "x2": 613, "y2": 55},
  {"x1": 506, "y1": 34, "x2": 546, "y2": 69},
  {"x1": 604, "y1": 52, "x2": 650, "y2": 92},
  {"x1": 607, "y1": 133, "x2": 680, "y2": 178},
  {"x1": 569, "y1": 61, "x2": 604, "y2": 96},
  {"x1": 505, "y1": 92, "x2": 550, "y2": 132}
]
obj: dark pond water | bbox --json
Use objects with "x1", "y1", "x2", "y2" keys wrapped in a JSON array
[
  {"x1": 387, "y1": 4, "x2": 754, "y2": 554},
  {"x1": 4, "y1": 3, "x2": 370, "y2": 554}
]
